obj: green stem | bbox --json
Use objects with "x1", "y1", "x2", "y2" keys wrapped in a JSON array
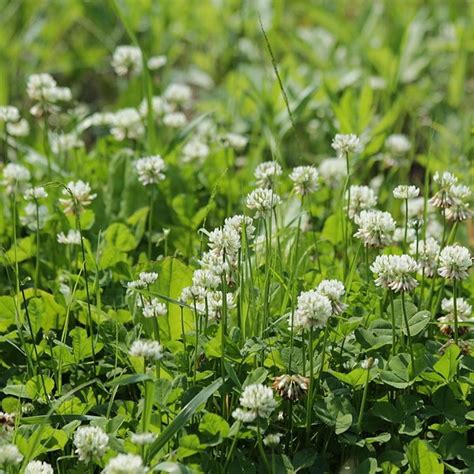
[
  {"x1": 401, "y1": 292, "x2": 415, "y2": 375},
  {"x1": 403, "y1": 199, "x2": 408, "y2": 252},
  {"x1": 223, "y1": 422, "x2": 241, "y2": 472},
  {"x1": 148, "y1": 190, "x2": 154, "y2": 260},
  {"x1": 453, "y1": 280, "x2": 458, "y2": 344},
  {"x1": 389, "y1": 291, "x2": 396, "y2": 358},
  {"x1": 305, "y1": 327, "x2": 314, "y2": 443},
  {"x1": 257, "y1": 421, "x2": 271, "y2": 473},
  {"x1": 357, "y1": 368, "x2": 370, "y2": 432}
]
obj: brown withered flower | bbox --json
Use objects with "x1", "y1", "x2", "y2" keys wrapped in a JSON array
[{"x1": 272, "y1": 374, "x2": 309, "y2": 401}]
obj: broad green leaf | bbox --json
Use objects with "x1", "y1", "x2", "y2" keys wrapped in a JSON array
[
  {"x1": 380, "y1": 353, "x2": 412, "y2": 389},
  {"x1": 104, "y1": 222, "x2": 137, "y2": 252},
  {"x1": 407, "y1": 438, "x2": 443, "y2": 474},
  {"x1": 434, "y1": 344, "x2": 461, "y2": 381},
  {"x1": 0, "y1": 296, "x2": 17, "y2": 332}
]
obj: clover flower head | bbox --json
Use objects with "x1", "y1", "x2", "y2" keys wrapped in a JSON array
[
  {"x1": 21, "y1": 203, "x2": 49, "y2": 231},
  {"x1": 371, "y1": 254, "x2": 419, "y2": 292},
  {"x1": 49, "y1": 132, "x2": 83, "y2": 154},
  {"x1": 73, "y1": 425, "x2": 108, "y2": 462},
  {"x1": 263, "y1": 433, "x2": 282, "y2": 447},
  {"x1": 393, "y1": 185, "x2": 420, "y2": 200},
  {"x1": 130, "y1": 432, "x2": 156, "y2": 445},
  {"x1": 347, "y1": 185, "x2": 377, "y2": 218},
  {"x1": 319, "y1": 158, "x2": 347, "y2": 187},
  {"x1": 232, "y1": 408, "x2": 257, "y2": 423},
  {"x1": 147, "y1": 55, "x2": 167, "y2": 70},
  {"x1": 290, "y1": 166, "x2": 319, "y2": 196},
  {"x1": 272, "y1": 374, "x2": 309, "y2": 401},
  {"x1": 26, "y1": 73, "x2": 57, "y2": 101},
  {"x1": 7, "y1": 118, "x2": 30, "y2": 137},
  {"x1": 246, "y1": 188, "x2": 281, "y2": 217},
  {"x1": 438, "y1": 245, "x2": 472, "y2": 280},
  {"x1": 0, "y1": 105, "x2": 20, "y2": 123},
  {"x1": 445, "y1": 184, "x2": 471, "y2": 222},
  {"x1": 385, "y1": 134, "x2": 410, "y2": 154},
  {"x1": 24, "y1": 186, "x2": 48, "y2": 200},
  {"x1": 331, "y1": 133, "x2": 361, "y2": 157},
  {"x1": 142, "y1": 298, "x2": 167, "y2": 318},
  {"x1": 255, "y1": 161, "x2": 282, "y2": 188},
  {"x1": 60, "y1": 180, "x2": 96, "y2": 215},
  {"x1": 238, "y1": 384, "x2": 276, "y2": 419},
  {"x1": 57, "y1": 229, "x2": 81, "y2": 246},
  {"x1": 316, "y1": 279, "x2": 347, "y2": 315},
  {"x1": 102, "y1": 454, "x2": 147, "y2": 474},
  {"x1": 409, "y1": 238, "x2": 440, "y2": 277},
  {"x1": 164, "y1": 83, "x2": 192, "y2": 104},
  {"x1": 110, "y1": 108, "x2": 144, "y2": 141},
  {"x1": 163, "y1": 111, "x2": 187, "y2": 128},
  {"x1": 182, "y1": 139, "x2": 209, "y2": 164},
  {"x1": 24, "y1": 460, "x2": 54, "y2": 474},
  {"x1": 0, "y1": 444, "x2": 23, "y2": 466},
  {"x1": 111, "y1": 45, "x2": 142, "y2": 76},
  {"x1": 294, "y1": 290, "x2": 332, "y2": 330},
  {"x1": 222, "y1": 132, "x2": 248, "y2": 152},
  {"x1": 129, "y1": 340, "x2": 163, "y2": 360},
  {"x1": 224, "y1": 215, "x2": 255, "y2": 240},
  {"x1": 353, "y1": 210, "x2": 396, "y2": 248},
  {"x1": 135, "y1": 155, "x2": 166, "y2": 186},
  {"x1": 2, "y1": 163, "x2": 31, "y2": 192}
]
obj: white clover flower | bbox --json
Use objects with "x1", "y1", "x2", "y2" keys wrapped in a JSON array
[
  {"x1": 319, "y1": 157, "x2": 347, "y2": 188},
  {"x1": 232, "y1": 407, "x2": 257, "y2": 423},
  {"x1": 409, "y1": 238, "x2": 440, "y2": 277},
  {"x1": 246, "y1": 188, "x2": 281, "y2": 217},
  {"x1": 361, "y1": 357, "x2": 379, "y2": 370},
  {"x1": 59, "y1": 180, "x2": 96, "y2": 215},
  {"x1": 371, "y1": 255, "x2": 419, "y2": 293},
  {"x1": 347, "y1": 185, "x2": 377, "y2": 219},
  {"x1": 353, "y1": 210, "x2": 396, "y2": 248},
  {"x1": 2, "y1": 163, "x2": 31, "y2": 193},
  {"x1": 139, "y1": 96, "x2": 172, "y2": 118},
  {"x1": 206, "y1": 291, "x2": 236, "y2": 320},
  {"x1": 239, "y1": 384, "x2": 276, "y2": 419},
  {"x1": 142, "y1": 298, "x2": 167, "y2": 318},
  {"x1": 254, "y1": 161, "x2": 282, "y2": 188},
  {"x1": 163, "y1": 111, "x2": 187, "y2": 128},
  {"x1": 24, "y1": 186, "x2": 48, "y2": 200},
  {"x1": 224, "y1": 215, "x2": 255, "y2": 240},
  {"x1": 26, "y1": 73, "x2": 57, "y2": 101},
  {"x1": 102, "y1": 454, "x2": 147, "y2": 474},
  {"x1": 0, "y1": 105, "x2": 20, "y2": 123},
  {"x1": 191, "y1": 269, "x2": 220, "y2": 290},
  {"x1": 0, "y1": 444, "x2": 23, "y2": 466},
  {"x1": 294, "y1": 290, "x2": 332, "y2": 330},
  {"x1": 147, "y1": 55, "x2": 167, "y2": 70},
  {"x1": 263, "y1": 433, "x2": 282, "y2": 447},
  {"x1": 127, "y1": 272, "x2": 159, "y2": 291},
  {"x1": 111, "y1": 45, "x2": 142, "y2": 77},
  {"x1": 49, "y1": 132, "x2": 83, "y2": 154},
  {"x1": 77, "y1": 111, "x2": 115, "y2": 132},
  {"x1": 289, "y1": 166, "x2": 319, "y2": 196},
  {"x1": 207, "y1": 226, "x2": 241, "y2": 258},
  {"x1": 199, "y1": 250, "x2": 231, "y2": 277},
  {"x1": 164, "y1": 83, "x2": 192, "y2": 104},
  {"x1": 441, "y1": 298, "x2": 472, "y2": 321},
  {"x1": 316, "y1": 279, "x2": 347, "y2": 315},
  {"x1": 393, "y1": 185, "x2": 420, "y2": 200},
  {"x1": 404, "y1": 197, "x2": 432, "y2": 219},
  {"x1": 24, "y1": 460, "x2": 54, "y2": 474},
  {"x1": 430, "y1": 172, "x2": 458, "y2": 209},
  {"x1": 438, "y1": 245, "x2": 472, "y2": 280},
  {"x1": 41, "y1": 86, "x2": 72, "y2": 103},
  {"x1": 57, "y1": 229, "x2": 81, "y2": 245},
  {"x1": 393, "y1": 226, "x2": 416, "y2": 244},
  {"x1": 130, "y1": 431, "x2": 156, "y2": 445},
  {"x1": 385, "y1": 134, "x2": 410, "y2": 154},
  {"x1": 331, "y1": 133, "x2": 361, "y2": 157},
  {"x1": 21, "y1": 203, "x2": 49, "y2": 231},
  {"x1": 129, "y1": 340, "x2": 163, "y2": 360},
  {"x1": 445, "y1": 184, "x2": 471, "y2": 222},
  {"x1": 135, "y1": 155, "x2": 166, "y2": 186},
  {"x1": 7, "y1": 118, "x2": 30, "y2": 137},
  {"x1": 222, "y1": 132, "x2": 248, "y2": 152},
  {"x1": 73, "y1": 425, "x2": 108, "y2": 462},
  {"x1": 110, "y1": 108, "x2": 144, "y2": 141},
  {"x1": 182, "y1": 139, "x2": 209, "y2": 163}
]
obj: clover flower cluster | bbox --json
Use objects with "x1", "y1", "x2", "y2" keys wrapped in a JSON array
[
  {"x1": 24, "y1": 460, "x2": 54, "y2": 474},
  {"x1": 438, "y1": 298, "x2": 472, "y2": 336},
  {"x1": 347, "y1": 185, "x2": 378, "y2": 218},
  {"x1": 103, "y1": 453, "x2": 147, "y2": 474},
  {"x1": 354, "y1": 210, "x2": 396, "y2": 248},
  {"x1": 289, "y1": 166, "x2": 319, "y2": 196},
  {"x1": 385, "y1": 134, "x2": 411, "y2": 154},
  {"x1": 429, "y1": 172, "x2": 471, "y2": 221},
  {"x1": 27, "y1": 73, "x2": 72, "y2": 117},
  {"x1": 371, "y1": 254, "x2": 419, "y2": 293},
  {"x1": 59, "y1": 180, "x2": 97, "y2": 215},
  {"x1": 438, "y1": 245, "x2": 472, "y2": 280},
  {"x1": 232, "y1": 384, "x2": 276, "y2": 422},
  {"x1": 135, "y1": 155, "x2": 166, "y2": 186},
  {"x1": 331, "y1": 133, "x2": 361, "y2": 157},
  {"x1": 0, "y1": 443, "x2": 23, "y2": 466},
  {"x1": 2, "y1": 163, "x2": 31, "y2": 193},
  {"x1": 111, "y1": 45, "x2": 142, "y2": 77},
  {"x1": 129, "y1": 339, "x2": 164, "y2": 360},
  {"x1": 254, "y1": 161, "x2": 283, "y2": 188},
  {"x1": 180, "y1": 216, "x2": 254, "y2": 320},
  {"x1": 246, "y1": 188, "x2": 282, "y2": 217},
  {"x1": 393, "y1": 185, "x2": 420, "y2": 200},
  {"x1": 409, "y1": 238, "x2": 440, "y2": 277},
  {"x1": 319, "y1": 157, "x2": 347, "y2": 187},
  {"x1": 73, "y1": 425, "x2": 109, "y2": 462}
]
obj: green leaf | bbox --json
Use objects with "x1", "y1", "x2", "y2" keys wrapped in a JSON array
[
  {"x1": 380, "y1": 353, "x2": 412, "y2": 389},
  {"x1": 434, "y1": 344, "x2": 461, "y2": 381},
  {"x1": 0, "y1": 296, "x2": 17, "y2": 332},
  {"x1": 104, "y1": 222, "x2": 137, "y2": 252},
  {"x1": 407, "y1": 438, "x2": 443, "y2": 474},
  {"x1": 146, "y1": 378, "x2": 223, "y2": 463},
  {"x1": 5, "y1": 235, "x2": 36, "y2": 263},
  {"x1": 242, "y1": 367, "x2": 268, "y2": 388},
  {"x1": 321, "y1": 213, "x2": 343, "y2": 245}
]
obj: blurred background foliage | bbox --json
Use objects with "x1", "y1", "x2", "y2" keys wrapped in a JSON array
[{"x1": 0, "y1": 0, "x2": 472, "y2": 191}]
